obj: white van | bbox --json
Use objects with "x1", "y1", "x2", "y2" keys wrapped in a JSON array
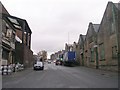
[{"x1": 33, "y1": 61, "x2": 44, "y2": 70}]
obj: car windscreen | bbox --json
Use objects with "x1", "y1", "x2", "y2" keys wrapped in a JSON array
[{"x1": 36, "y1": 62, "x2": 43, "y2": 66}]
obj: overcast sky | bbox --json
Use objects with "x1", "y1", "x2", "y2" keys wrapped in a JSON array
[{"x1": 0, "y1": 0, "x2": 119, "y2": 58}]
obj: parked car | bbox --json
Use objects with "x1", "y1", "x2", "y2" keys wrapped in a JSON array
[
  {"x1": 48, "y1": 60, "x2": 51, "y2": 64},
  {"x1": 59, "y1": 60, "x2": 63, "y2": 65},
  {"x1": 55, "y1": 60, "x2": 60, "y2": 65},
  {"x1": 33, "y1": 61, "x2": 44, "y2": 70}
]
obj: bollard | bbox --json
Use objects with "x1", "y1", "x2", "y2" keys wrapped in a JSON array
[
  {"x1": 12, "y1": 64, "x2": 15, "y2": 72},
  {"x1": 3, "y1": 65, "x2": 8, "y2": 75},
  {"x1": 0, "y1": 66, "x2": 2, "y2": 75},
  {"x1": 0, "y1": 65, "x2": 13, "y2": 75},
  {"x1": 15, "y1": 65, "x2": 19, "y2": 72},
  {"x1": 1, "y1": 65, "x2": 3, "y2": 75},
  {"x1": 8, "y1": 65, "x2": 12, "y2": 75}
]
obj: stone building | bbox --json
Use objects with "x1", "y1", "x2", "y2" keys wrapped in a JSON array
[
  {"x1": 73, "y1": 42, "x2": 79, "y2": 64},
  {"x1": 84, "y1": 22, "x2": 99, "y2": 68},
  {"x1": 65, "y1": 43, "x2": 73, "y2": 52},
  {"x1": 82, "y1": 2, "x2": 119, "y2": 71},
  {"x1": 97, "y1": 2, "x2": 119, "y2": 71},
  {"x1": 78, "y1": 34, "x2": 86, "y2": 66},
  {"x1": 50, "y1": 54, "x2": 55, "y2": 60}
]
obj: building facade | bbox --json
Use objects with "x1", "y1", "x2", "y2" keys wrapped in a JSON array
[
  {"x1": 0, "y1": 3, "x2": 33, "y2": 67},
  {"x1": 84, "y1": 23, "x2": 99, "y2": 68},
  {"x1": 97, "y1": 2, "x2": 119, "y2": 71},
  {"x1": 82, "y1": 2, "x2": 119, "y2": 71},
  {"x1": 65, "y1": 43, "x2": 73, "y2": 52},
  {"x1": 73, "y1": 42, "x2": 80, "y2": 64},
  {"x1": 78, "y1": 34, "x2": 86, "y2": 66},
  {"x1": 0, "y1": 3, "x2": 15, "y2": 65}
]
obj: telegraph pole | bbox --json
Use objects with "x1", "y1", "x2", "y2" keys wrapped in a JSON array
[{"x1": 68, "y1": 32, "x2": 69, "y2": 44}]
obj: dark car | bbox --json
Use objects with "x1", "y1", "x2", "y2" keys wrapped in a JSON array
[
  {"x1": 59, "y1": 61, "x2": 63, "y2": 65},
  {"x1": 55, "y1": 60, "x2": 60, "y2": 65}
]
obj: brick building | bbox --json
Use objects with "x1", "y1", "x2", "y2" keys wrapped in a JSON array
[
  {"x1": 0, "y1": 2, "x2": 33, "y2": 67},
  {"x1": 0, "y1": 2, "x2": 16, "y2": 65}
]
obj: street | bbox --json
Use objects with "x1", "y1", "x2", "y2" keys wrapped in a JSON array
[{"x1": 2, "y1": 62, "x2": 118, "y2": 88}]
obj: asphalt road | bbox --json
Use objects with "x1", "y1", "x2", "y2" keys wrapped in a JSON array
[{"x1": 2, "y1": 62, "x2": 118, "y2": 88}]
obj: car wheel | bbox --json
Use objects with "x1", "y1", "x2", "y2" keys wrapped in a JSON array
[
  {"x1": 42, "y1": 67, "x2": 44, "y2": 70},
  {"x1": 33, "y1": 67, "x2": 36, "y2": 70}
]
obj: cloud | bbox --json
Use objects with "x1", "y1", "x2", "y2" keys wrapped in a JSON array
[{"x1": 1, "y1": 0, "x2": 119, "y2": 57}]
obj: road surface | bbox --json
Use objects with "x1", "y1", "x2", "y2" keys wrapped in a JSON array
[{"x1": 2, "y1": 62, "x2": 118, "y2": 88}]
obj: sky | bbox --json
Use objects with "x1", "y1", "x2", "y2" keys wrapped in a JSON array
[{"x1": 0, "y1": 0, "x2": 119, "y2": 58}]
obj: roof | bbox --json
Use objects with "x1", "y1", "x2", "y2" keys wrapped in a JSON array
[
  {"x1": 67, "y1": 44, "x2": 73, "y2": 46},
  {"x1": 2, "y1": 13, "x2": 32, "y2": 34},
  {"x1": 0, "y1": 2, "x2": 9, "y2": 15},
  {"x1": 82, "y1": 35, "x2": 86, "y2": 41},
  {"x1": 93, "y1": 24, "x2": 100, "y2": 32},
  {"x1": 78, "y1": 34, "x2": 86, "y2": 44},
  {"x1": 114, "y1": 3, "x2": 120, "y2": 10}
]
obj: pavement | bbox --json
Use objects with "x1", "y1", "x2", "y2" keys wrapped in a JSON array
[{"x1": 2, "y1": 62, "x2": 118, "y2": 88}]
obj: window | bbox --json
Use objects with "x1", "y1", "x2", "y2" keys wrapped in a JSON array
[
  {"x1": 99, "y1": 43, "x2": 105, "y2": 60},
  {"x1": 12, "y1": 33, "x2": 15, "y2": 42},
  {"x1": 2, "y1": 48, "x2": 9, "y2": 60},
  {"x1": 2, "y1": 20, "x2": 7, "y2": 36},
  {"x1": 112, "y1": 46, "x2": 117, "y2": 59},
  {"x1": 110, "y1": 5, "x2": 116, "y2": 35},
  {"x1": 90, "y1": 48, "x2": 94, "y2": 62},
  {"x1": 110, "y1": 22, "x2": 115, "y2": 34},
  {"x1": 6, "y1": 29, "x2": 12, "y2": 38}
]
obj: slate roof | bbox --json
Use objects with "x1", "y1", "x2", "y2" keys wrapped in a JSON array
[
  {"x1": 93, "y1": 24, "x2": 100, "y2": 33},
  {"x1": 82, "y1": 35, "x2": 86, "y2": 41},
  {"x1": 2, "y1": 13, "x2": 32, "y2": 34},
  {"x1": 114, "y1": 3, "x2": 120, "y2": 10}
]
